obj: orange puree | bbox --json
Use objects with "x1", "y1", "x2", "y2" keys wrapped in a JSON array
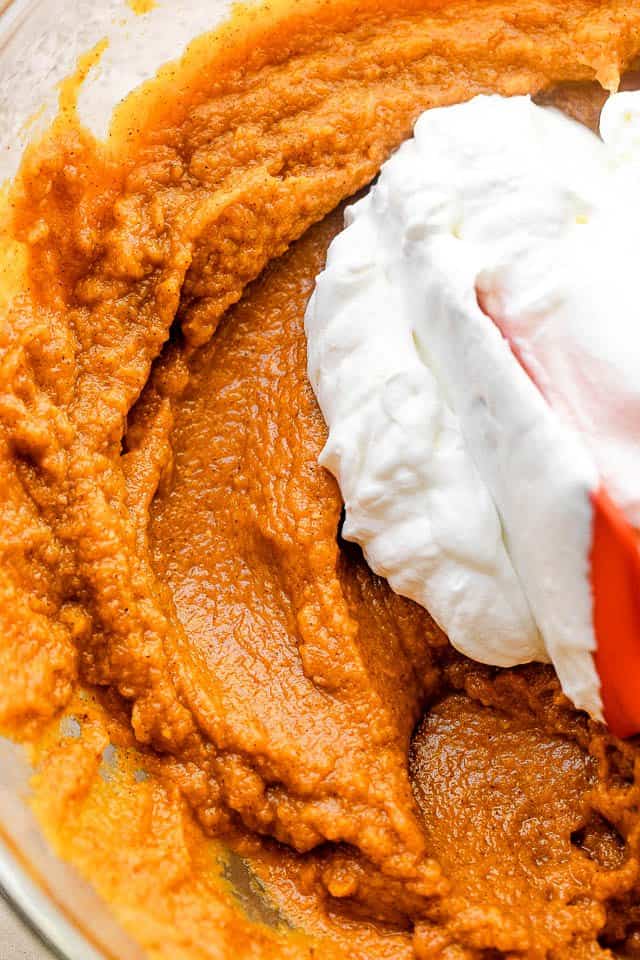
[{"x1": 2, "y1": 2, "x2": 640, "y2": 958}]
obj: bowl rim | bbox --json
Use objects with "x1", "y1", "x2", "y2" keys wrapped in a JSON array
[
  {"x1": 0, "y1": 827, "x2": 105, "y2": 960},
  {"x1": 0, "y1": 1, "x2": 126, "y2": 953}
]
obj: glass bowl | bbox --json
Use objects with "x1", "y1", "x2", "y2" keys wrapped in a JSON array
[{"x1": 0, "y1": 3, "x2": 269, "y2": 957}]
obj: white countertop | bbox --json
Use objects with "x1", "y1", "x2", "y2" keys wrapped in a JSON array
[{"x1": 0, "y1": 896, "x2": 41, "y2": 960}]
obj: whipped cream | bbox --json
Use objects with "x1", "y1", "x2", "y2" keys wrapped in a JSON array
[{"x1": 305, "y1": 92, "x2": 640, "y2": 721}]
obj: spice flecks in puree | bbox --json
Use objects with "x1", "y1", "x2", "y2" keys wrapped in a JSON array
[{"x1": 2, "y1": 2, "x2": 640, "y2": 958}]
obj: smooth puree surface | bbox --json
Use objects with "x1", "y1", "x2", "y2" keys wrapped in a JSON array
[{"x1": 3, "y1": 2, "x2": 640, "y2": 958}]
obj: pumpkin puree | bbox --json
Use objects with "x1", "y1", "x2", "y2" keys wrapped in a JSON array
[{"x1": 3, "y1": 2, "x2": 640, "y2": 958}]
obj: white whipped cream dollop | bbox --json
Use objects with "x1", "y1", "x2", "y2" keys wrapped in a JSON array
[{"x1": 305, "y1": 92, "x2": 640, "y2": 721}]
